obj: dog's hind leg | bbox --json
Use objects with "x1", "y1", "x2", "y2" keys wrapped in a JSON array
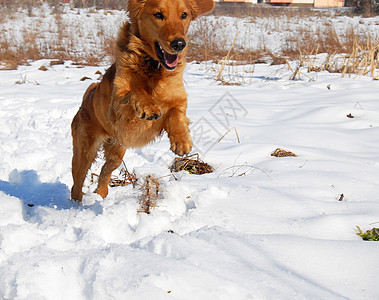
[
  {"x1": 95, "y1": 140, "x2": 126, "y2": 199},
  {"x1": 71, "y1": 114, "x2": 102, "y2": 202}
]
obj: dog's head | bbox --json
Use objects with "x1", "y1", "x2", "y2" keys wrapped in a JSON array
[{"x1": 128, "y1": 0, "x2": 214, "y2": 71}]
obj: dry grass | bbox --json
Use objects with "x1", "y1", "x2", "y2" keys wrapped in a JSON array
[
  {"x1": 91, "y1": 166, "x2": 161, "y2": 214},
  {"x1": 188, "y1": 7, "x2": 379, "y2": 82},
  {"x1": 293, "y1": 35, "x2": 379, "y2": 78},
  {"x1": 0, "y1": 0, "x2": 128, "y2": 10},
  {"x1": 109, "y1": 168, "x2": 138, "y2": 188},
  {"x1": 169, "y1": 154, "x2": 214, "y2": 175},
  {"x1": 1, "y1": 3, "x2": 378, "y2": 80},
  {"x1": 89, "y1": 154, "x2": 212, "y2": 214},
  {"x1": 187, "y1": 6, "x2": 340, "y2": 64},
  {"x1": 212, "y1": 3, "x2": 327, "y2": 19},
  {"x1": 91, "y1": 167, "x2": 160, "y2": 214},
  {"x1": 271, "y1": 148, "x2": 297, "y2": 157},
  {"x1": 187, "y1": 15, "x2": 274, "y2": 65},
  {"x1": 341, "y1": 38, "x2": 379, "y2": 77},
  {"x1": 187, "y1": 17, "x2": 229, "y2": 62},
  {"x1": 0, "y1": 4, "x2": 119, "y2": 68},
  {"x1": 203, "y1": 16, "x2": 379, "y2": 83},
  {"x1": 213, "y1": 33, "x2": 242, "y2": 85}
]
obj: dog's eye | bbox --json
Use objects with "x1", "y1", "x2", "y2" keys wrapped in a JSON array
[
  {"x1": 181, "y1": 12, "x2": 188, "y2": 19},
  {"x1": 154, "y1": 12, "x2": 164, "y2": 20}
]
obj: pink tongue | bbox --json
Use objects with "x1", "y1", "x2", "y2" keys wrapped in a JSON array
[{"x1": 164, "y1": 52, "x2": 178, "y2": 68}]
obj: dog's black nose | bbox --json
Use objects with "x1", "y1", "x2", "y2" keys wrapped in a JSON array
[{"x1": 170, "y1": 38, "x2": 186, "y2": 52}]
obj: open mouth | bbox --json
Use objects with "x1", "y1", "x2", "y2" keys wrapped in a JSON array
[{"x1": 155, "y1": 42, "x2": 178, "y2": 70}]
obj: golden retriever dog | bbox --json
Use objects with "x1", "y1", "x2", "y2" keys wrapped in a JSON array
[{"x1": 71, "y1": 0, "x2": 214, "y2": 201}]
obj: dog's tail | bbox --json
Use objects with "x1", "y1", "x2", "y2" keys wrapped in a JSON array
[{"x1": 116, "y1": 22, "x2": 131, "y2": 54}]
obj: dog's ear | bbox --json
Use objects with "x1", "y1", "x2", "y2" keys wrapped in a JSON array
[
  {"x1": 128, "y1": 0, "x2": 145, "y2": 22},
  {"x1": 127, "y1": 0, "x2": 146, "y2": 35},
  {"x1": 189, "y1": 0, "x2": 214, "y2": 20}
]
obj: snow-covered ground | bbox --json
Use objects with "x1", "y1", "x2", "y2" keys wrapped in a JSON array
[
  {"x1": 1, "y1": 58, "x2": 379, "y2": 299},
  {"x1": 1, "y1": 4, "x2": 379, "y2": 299}
]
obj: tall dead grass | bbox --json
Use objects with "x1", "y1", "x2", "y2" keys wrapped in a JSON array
[
  {"x1": 0, "y1": 3, "x2": 378, "y2": 80},
  {"x1": 189, "y1": 8, "x2": 376, "y2": 63},
  {"x1": 299, "y1": 37, "x2": 379, "y2": 78},
  {"x1": 0, "y1": 4, "x2": 120, "y2": 68},
  {"x1": 186, "y1": 9, "x2": 379, "y2": 83}
]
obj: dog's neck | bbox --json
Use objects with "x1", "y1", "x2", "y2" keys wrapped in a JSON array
[{"x1": 146, "y1": 57, "x2": 161, "y2": 70}]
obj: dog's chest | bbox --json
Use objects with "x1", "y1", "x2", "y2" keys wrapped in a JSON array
[{"x1": 148, "y1": 76, "x2": 187, "y2": 105}]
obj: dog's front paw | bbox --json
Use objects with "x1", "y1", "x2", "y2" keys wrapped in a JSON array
[
  {"x1": 170, "y1": 134, "x2": 193, "y2": 156},
  {"x1": 136, "y1": 102, "x2": 161, "y2": 121}
]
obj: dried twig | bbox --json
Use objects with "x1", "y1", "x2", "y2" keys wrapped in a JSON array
[
  {"x1": 218, "y1": 164, "x2": 271, "y2": 180},
  {"x1": 218, "y1": 126, "x2": 240, "y2": 143},
  {"x1": 90, "y1": 173, "x2": 99, "y2": 185},
  {"x1": 137, "y1": 175, "x2": 160, "y2": 214}
]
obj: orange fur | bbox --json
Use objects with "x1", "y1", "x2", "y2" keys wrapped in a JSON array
[{"x1": 71, "y1": 0, "x2": 214, "y2": 201}]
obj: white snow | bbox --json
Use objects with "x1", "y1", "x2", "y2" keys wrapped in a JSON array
[{"x1": 1, "y1": 7, "x2": 379, "y2": 300}]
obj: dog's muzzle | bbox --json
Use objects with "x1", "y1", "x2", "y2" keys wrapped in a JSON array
[
  {"x1": 155, "y1": 38, "x2": 186, "y2": 71},
  {"x1": 170, "y1": 38, "x2": 186, "y2": 53}
]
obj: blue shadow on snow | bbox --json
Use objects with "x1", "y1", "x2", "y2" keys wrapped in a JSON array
[{"x1": 0, "y1": 169, "x2": 72, "y2": 210}]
